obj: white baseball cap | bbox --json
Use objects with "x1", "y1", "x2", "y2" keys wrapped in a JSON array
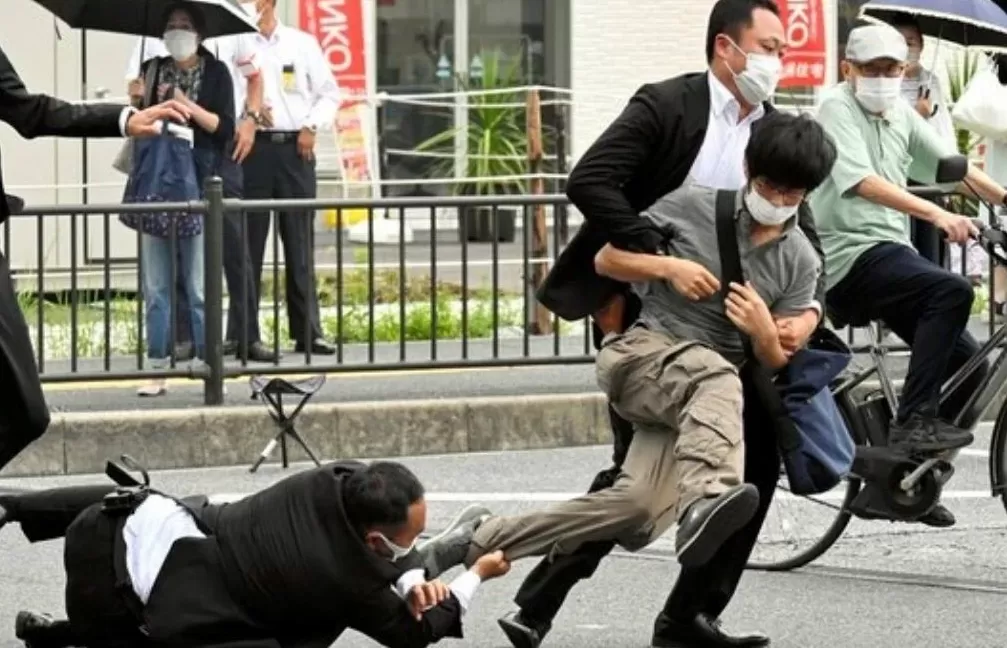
[{"x1": 845, "y1": 24, "x2": 909, "y2": 64}]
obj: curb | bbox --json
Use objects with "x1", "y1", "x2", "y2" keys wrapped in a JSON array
[
  {"x1": 4, "y1": 381, "x2": 1003, "y2": 478},
  {"x1": 2, "y1": 393, "x2": 612, "y2": 478}
]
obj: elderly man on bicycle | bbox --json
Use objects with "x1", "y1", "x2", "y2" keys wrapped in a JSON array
[{"x1": 811, "y1": 24, "x2": 1007, "y2": 528}]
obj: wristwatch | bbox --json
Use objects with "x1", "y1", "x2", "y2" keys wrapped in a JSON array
[
  {"x1": 242, "y1": 109, "x2": 262, "y2": 126},
  {"x1": 303, "y1": 123, "x2": 318, "y2": 134}
]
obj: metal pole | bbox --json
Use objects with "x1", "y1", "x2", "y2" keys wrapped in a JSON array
[
  {"x1": 81, "y1": 29, "x2": 89, "y2": 207},
  {"x1": 203, "y1": 176, "x2": 225, "y2": 405}
]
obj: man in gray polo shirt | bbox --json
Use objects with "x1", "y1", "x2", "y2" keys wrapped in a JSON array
[{"x1": 416, "y1": 112, "x2": 837, "y2": 585}]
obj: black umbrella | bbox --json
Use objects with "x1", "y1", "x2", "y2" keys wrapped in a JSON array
[
  {"x1": 30, "y1": 0, "x2": 257, "y2": 39},
  {"x1": 859, "y1": 0, "x2": 1007, "y2": 50}
]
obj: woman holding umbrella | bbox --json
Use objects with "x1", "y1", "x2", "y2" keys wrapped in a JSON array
[{"x1": 127, "y1": 2, "x2": 235, "y2": 396}]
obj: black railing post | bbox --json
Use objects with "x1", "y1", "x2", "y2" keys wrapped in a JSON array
[
  {"x1": 554, "y1": 106, "x2": 569, "y2": 244},
  {"x1": 203, "y1": 176, "x2": 225, "y2": 405}
]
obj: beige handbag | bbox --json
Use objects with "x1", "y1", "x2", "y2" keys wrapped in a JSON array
[{"x1": 112, "y1": 60, "x2": 160, "y2": 175}]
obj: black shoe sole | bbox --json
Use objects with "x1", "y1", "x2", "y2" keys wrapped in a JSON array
[
  {"x1": 676, "y1": 485, "x2": 759, "y2": 568},
  {"x1": 498, "y1": 616, "x2": 542, "y2": 648}
]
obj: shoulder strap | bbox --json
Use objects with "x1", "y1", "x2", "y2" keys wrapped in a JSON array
[
  {"x1": 142, "y1": 58, "x2": 159, "y2": 108},
  {"x1": 714, "y1": 190, "x2": 753, "y2": 359}
]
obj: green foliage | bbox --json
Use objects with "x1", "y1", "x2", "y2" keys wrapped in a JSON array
[
  {"x1": 414, "y1": 49, "x2": 530, "y2": 196},
  {"x1": 18, "y1": 265, "x2": 523, "y2": 360}
]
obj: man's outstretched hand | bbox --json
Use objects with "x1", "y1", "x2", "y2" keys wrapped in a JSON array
[{"x1": 124, "y1": 100, "x2": 191, "y2": 138}]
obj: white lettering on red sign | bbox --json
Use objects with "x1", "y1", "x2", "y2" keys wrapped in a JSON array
[
  {"x1": 316, "y1": 0, "x2": 353, "y2": 74},
  {"x1": 787, "y1": 0, "x2": 810, "y2": 49}
]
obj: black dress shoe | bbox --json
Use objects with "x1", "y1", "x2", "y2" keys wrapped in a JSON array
[
  {"x1": 294, "y1": 338, "x2": 336, "y2": 355},
  {"x1": 222, "y1": 340, "x2": 239, "y2": 355},
  {"x1": 652, "y1": 613, "x2": 769, "y2": 648},
  {"x1": 918, "y1": 503, "x2": 956, "y2": 528},
  {"x1": 238, "y1": 342, "x2": 281, "y2": 363},
  {"x1": 15, "y1": 611, "x2": 60, "y2": 648},
  {"x1": 499, "y1": 610, "x2": 551, "y2": 648},
  {"x1": 675, "y1": 484, "x2": 759, "y2": 568}
]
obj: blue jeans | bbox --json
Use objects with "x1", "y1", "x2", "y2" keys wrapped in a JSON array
[{"x1": 141, "y1": 232, "x2": 205, "y2": 361}]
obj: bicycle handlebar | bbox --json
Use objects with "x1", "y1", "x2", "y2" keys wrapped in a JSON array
[
  {"x1": 973, "y1": 219, "x2": 1007, "y2": 266},
  {"x1": 905, "y1": 185, "x2": 952, "y2": 199}
]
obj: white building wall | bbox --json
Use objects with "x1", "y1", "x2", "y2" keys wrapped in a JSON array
[{"x1": 569, "y1": 0, "x2": 717, "y2": 161}]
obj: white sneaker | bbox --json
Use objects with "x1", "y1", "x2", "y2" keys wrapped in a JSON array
[{"x1": 137, "y1": 379, "x2": 167, "y2": 397}]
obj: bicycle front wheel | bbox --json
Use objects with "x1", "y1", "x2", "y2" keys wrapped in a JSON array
[{"x1": 746, "y1": 473, "x2": 860, "y2": 571}]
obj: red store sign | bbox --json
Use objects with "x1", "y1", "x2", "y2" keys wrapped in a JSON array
[{"x1": 777, "y1": 0, "x2": 827, "y2": 88}]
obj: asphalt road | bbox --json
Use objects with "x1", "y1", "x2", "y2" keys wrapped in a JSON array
[{"x1": 1, "y1": 429, "x2": 1006, "y2": 647}]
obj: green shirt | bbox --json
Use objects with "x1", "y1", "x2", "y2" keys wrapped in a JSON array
[{"x1": 808, "y1": 82, "x2": 957, "y2": 290}]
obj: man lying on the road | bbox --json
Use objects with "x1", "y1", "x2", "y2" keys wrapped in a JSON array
[
  {"x1": 4, "y1": 461, "x2": 507, "y2": 648},
  {"x1": 416, "y1": 111, "x2": 838, "y2": 581}
]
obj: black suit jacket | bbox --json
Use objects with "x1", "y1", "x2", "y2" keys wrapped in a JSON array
[
  {"x1": 0, "y1": 44, "x2": 127, "y2": 470},
  {"x1": 537, "y1": 72, "x2": 826, "y2": 322},
  {"x1": 138, "y1": 462, "x2": 463, "y2": 648}
]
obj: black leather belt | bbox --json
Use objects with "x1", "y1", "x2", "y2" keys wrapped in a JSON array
[{"x1": 256, "y1": 130, "x2": 299, "y2": 143}]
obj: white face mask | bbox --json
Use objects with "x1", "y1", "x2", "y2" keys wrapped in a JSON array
[
  {"x1": 745, "y1": 188, "x2": 799, "y2": 226},
  {"x1": 164, "y1": 29, "x2": 198, "y2": 61},
  {"x1": 377, "y1": 533, "x2": 416, "y2": 562},
  {"x1": 241, "y1": 2, "x2": 262, "y2": 23},
  {"x1": 854, "y1": 75, "x2": 903, "y2": 114},
  {"x1": 727, "y1": 40, "x2": 782, "y2": 105}
]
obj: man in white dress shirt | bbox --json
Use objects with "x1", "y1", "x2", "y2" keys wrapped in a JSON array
[
  {"x1": 9, "y1": 462, "x2": 508, "y2": 647},
  {"x1": 499, "y1": 2, "x2": 826, "y2": 647},
  {"x1": 241, "y1": 0, "x2": 340, "y2": 356}
]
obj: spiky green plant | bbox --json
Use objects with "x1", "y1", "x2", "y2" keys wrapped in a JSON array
[{"x1": 414, "y1": 49, "x2": 529, "y2": 196}]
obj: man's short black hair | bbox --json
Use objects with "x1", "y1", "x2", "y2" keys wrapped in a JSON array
[
  {"x1": 706, "y1": 0, "x2": 780, "y2": 62},
  {"x1": 343, "y1": 461, "x2": 425, "y2": 532},
  {"x1": 888, "y1": 11, "x2": 923, "y2": 38},
  {"x1": 745, "y1": 111, "x2": 837, "y2": 192}
]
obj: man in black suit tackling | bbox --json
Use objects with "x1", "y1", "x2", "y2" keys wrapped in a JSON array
[
  {"x1": 0, "y1": 44, "x2": 191, "y2": 473},
  {"x1": 7, "y1": 460, "x2": 509, "y2": 648},
  {"x1": 499, "y1": 1, "x2": 826, "y2": 647}
]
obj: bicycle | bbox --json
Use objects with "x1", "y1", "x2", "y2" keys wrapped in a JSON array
[{"x1": 748, "y1": 168, "x2": 1007, "y2": 572}]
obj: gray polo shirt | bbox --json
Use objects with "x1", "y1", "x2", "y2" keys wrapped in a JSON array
[{"x1": 634, "y1": 184, "x2": 821, "y2": 366}]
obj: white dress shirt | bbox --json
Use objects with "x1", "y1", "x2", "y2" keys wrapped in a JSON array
[
  {"x1": 123, "y1": 494, "x2": 482, "y2": 613},
  {"x1": 125, "y1": 35, "x2": 261, "y2": 112},
  {"x1": 686, "y1": 72, "x2": 765, "y2": 190},
  {"x1": 251, "y1": 21, "x2": 339, "y2": 132}
]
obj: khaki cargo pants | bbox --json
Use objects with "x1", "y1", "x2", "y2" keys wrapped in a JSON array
[{"x1": 470, "y1": 325, "x2": 746, "y2": 561}]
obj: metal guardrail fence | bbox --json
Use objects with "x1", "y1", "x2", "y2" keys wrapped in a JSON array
[{"x1": 1, "y1": 177, "x2": 1001, "y2": 405}]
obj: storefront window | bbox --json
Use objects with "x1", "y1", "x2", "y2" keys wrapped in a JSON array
[
  {"x1": 375, "y1": 0, "x2": 569, "y2": 197},
  {"x1": 376, "y1": 0, "x2": 455, "y2": 197}
]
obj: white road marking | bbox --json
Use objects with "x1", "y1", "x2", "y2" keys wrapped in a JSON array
[{"x1": 208, "y1": 490, "x2": 1001, "y2": 504}]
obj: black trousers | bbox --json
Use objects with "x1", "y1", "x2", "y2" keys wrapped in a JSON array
[
  {"x1": 0, "y1": 487, "x2": 146, "y2": 647},
  {"x1": 174, "y1": 147, "x2": 262, "y2": 347},
  {"x1": 513, "y1": 299, "x2": 781, "y2": 628},
  {"x1": 827, "y1": 242, "x2": 987, "y2": 422},
  {"x1": 243, "y1": 134, "x2": 322, "y2": 344}
]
